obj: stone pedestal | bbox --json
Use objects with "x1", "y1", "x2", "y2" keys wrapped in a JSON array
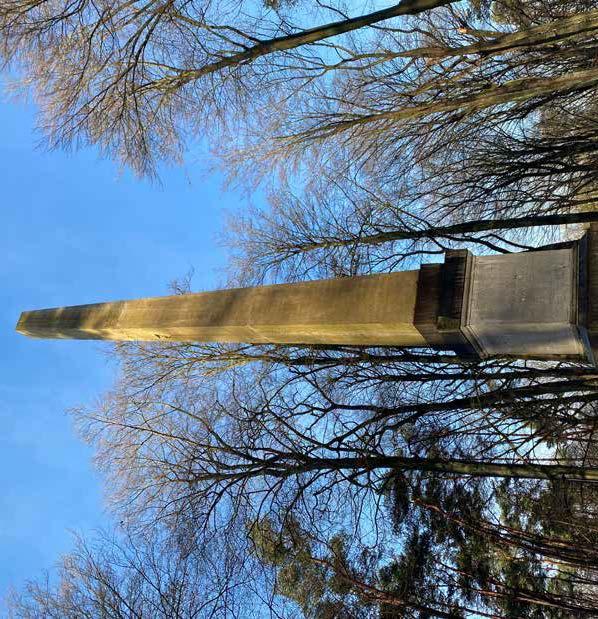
[{"x1": 414, "y1": 226, "x2": 595, "y2": 364}]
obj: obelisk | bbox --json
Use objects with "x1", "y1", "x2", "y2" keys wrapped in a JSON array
[
  {"x1": 16, "y1": 227, "x2": 598, "y2": 365},
  {"x1": 16, "y1": 270, "x2": 425, "y2": 346}
]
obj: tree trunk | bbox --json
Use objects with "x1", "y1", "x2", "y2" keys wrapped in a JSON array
[
  {"x1": 402, "y1": 9, "x2": 598, "y2": 59},
  {"x1": 149, "y1": 0, "x2": 457, "y2": 89},
  {"x1": 296, "y1": 68, "x2": 598, "y2": 139},
  {"x1": 302, "y1": 455, "x2": 598, "y2": 482},
  {"x1": 283, "y1": 210, "x2": 598, "y2": 254}
]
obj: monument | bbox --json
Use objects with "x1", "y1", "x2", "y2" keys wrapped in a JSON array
[{"x1": 16, "y1": 226, "x2": 598, "y2": 365}]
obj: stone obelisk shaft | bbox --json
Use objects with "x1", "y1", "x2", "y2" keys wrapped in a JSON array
[{"x1": 16, "y1": 271, "x2": 426, "y2": 346}]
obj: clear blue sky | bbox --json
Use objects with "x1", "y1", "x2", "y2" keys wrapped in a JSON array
[{"x1": 0, "y1": 98, "x2": 248, "y2": 608}]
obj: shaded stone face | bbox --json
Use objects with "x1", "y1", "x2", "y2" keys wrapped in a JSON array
[
  {"x1": 462, "y1": 248, "x2": 588, "y2": 359},
  {"x1": 15, "y1": 226, "x2": 598, "y2": 366}
]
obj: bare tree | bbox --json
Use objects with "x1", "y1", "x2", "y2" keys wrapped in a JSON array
[
  {"x1": 7, "y1": 524, "x2": 280, "y2": 618},
  {"x1": 0, "y1": 0, "x2": 457, "y2": 176},
  {"x1": 66, "y1": 329, "x2": 598, "y2": 543},
  {"x1": 225, "y1": 174, "x2": 596, "y2": 282},
  {"x1": 215, "y1": 3, "x2": 598, "y2": 281}
]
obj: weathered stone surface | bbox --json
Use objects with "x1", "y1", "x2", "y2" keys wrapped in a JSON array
[
  {"x1": 586, "y1": 223, "x2": 598, "y2": 360},
  {"x1": 462, "y1": 248, "x2": 587, "y2": 358},
  {"x1": 16, "y1": 271, "x2": 426, "y2": 346}
]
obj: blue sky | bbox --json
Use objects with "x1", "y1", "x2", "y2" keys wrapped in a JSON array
[{"x1": 0, "y1": 98, "x2": 248, "y2": 608}]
